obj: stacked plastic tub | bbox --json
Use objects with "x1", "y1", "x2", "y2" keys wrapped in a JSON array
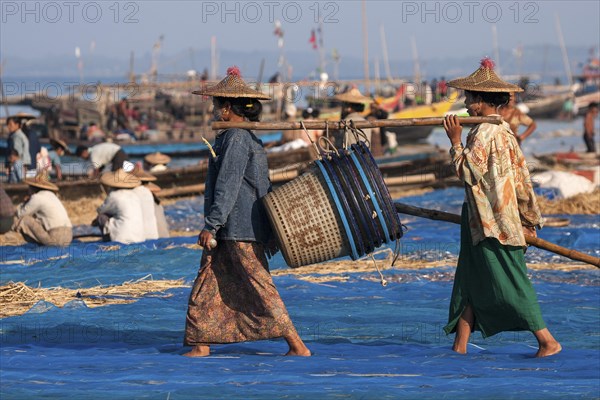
[{"x1": 263, "y1": 137, "x2": 403, "y2": 268}]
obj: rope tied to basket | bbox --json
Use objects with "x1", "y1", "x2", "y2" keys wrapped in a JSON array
[
  {"x1": 369, "y1": 253, "x2": 388, "y2": 287},
  {"x1": 300, "y1": 120, "x2": 322, "y2": 161},
  {"x1": 348, "y1": 120, "x2": 371, "y2": 148},
  {"x1": 317, "y1": 135, "x2": 340, "y2": 158}
]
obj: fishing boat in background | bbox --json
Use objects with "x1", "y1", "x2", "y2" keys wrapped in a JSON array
[
  {"x1": 524, "y1": 92, "x2": 572, "y2": 119},
  {"x1": 315, "y1": 91, "x2": 459, "y2": 144},
  {"x1": 2, "y1": 143, "x2": 451, "y2": 202},
  {"x1": 386, "y1": 91, "x2": 459, "y2": 142}
]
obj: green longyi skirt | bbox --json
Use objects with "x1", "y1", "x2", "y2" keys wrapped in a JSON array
[{"x1": 444, "y1": 204, "x2": 546, "y2": 338}]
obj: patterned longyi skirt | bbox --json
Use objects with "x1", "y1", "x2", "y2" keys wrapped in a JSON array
[{"x1": 184, "y1": 240, "x2": 296, "y2": 346}]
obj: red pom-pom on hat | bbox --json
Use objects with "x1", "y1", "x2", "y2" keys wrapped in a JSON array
[
  {"x1": 227, "y1": 66, "x2": 241, "y2": 77},
  {"x1": 480, "y1": 57, "x2": 495, "y2": 70}
]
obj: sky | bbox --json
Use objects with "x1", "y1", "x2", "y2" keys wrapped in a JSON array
[{"x1": 1, "y1": 0, "x2": 599, "y2": 78}]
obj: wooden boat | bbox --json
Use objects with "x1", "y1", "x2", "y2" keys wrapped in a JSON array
[
  {"x1": 2, "y1": 147, "x2": 314, "y2": 202},
  {"x1": 523, "y1": 92, "x2": 571, "y2": 119},
  {"x1": 315, "y1": 92, "x2": 459, "y2": 144},
  {"x1": 0, "y1": 129, "x2": 283, "y2": 159},
  {"x1": 3, "y1": 146, "x2": 451, "y2": 202},
  {"x1": 575, "y1": 90, "x2": 600, "y2": 115},
  {"x1": 386, "y1": 91, "x2": 459, "y2": 143}
]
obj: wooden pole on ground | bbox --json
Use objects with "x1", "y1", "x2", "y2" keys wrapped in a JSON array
[
  {"x1": 394, "y1": 202, "x2": 600, "y2": 267},
  {"x1": 212, "y1": 116, "x2": 502, "y2": 131}
]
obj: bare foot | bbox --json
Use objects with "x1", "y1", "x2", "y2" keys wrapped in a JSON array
[
  {"x1": 535, "y1": 342, "x2": 562, "y2": 358},
  {"x1": 183, "y1": 345, "x2": 210, "y2": 357},
  {"x1": 451, "y1": 344, "x2": 467, "y2": 354},
  {"x1": 285, "y1": 347, "x2": 312, "y2": 357},
  {"x1": 284, "y1": 334, "x2": 311, "y2": 356}
]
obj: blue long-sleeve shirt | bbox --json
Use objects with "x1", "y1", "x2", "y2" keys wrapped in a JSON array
[{"x1": 203, "y1": 128, "x2": 272, "y2": 243}]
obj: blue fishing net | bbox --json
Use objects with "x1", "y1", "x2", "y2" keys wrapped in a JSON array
[{"x1": 1, "y1": 188, "x2": 599, "y2": 399}]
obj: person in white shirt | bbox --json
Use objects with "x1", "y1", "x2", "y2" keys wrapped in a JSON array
[
  {"x1": 145, "y1": 181, "x2": 170, "y2": 238},
  {"x1": 12, "y1": 175, "x2": 72, "y2": 246},
  {"x1": 94, "y1": 169, "x2": 145, "y2": 244},
  {"x1": 76, "y1": 142, "x2": 128, "y2": 178},
  {"x1": 132, "y1": 169, "x2": 159, "y2": 240}
]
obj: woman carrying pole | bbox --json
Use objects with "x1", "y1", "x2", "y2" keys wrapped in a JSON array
[
  {"x1": 183, "y1": 67, "x2": 310, "y2": 357},
  {"x1": 442, "y1": 58, "x2": 561, "y2": 357}
]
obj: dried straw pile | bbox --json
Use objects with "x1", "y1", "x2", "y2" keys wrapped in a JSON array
[
  {"x1": 272, "y1": 248, "x2": 595, "y2": 283},
  {"x1": 62, "y1": 196, "x2": 105, "y2": 225},
  {"x1": 0, "y1": 275, "x2": 188, "y2": 318},
  {"x1": 537, "y1": 189, "x2": 600, "y2": 215},
  {"x1": 272, "y1": 249, "x2": 454, "y2": 283}
]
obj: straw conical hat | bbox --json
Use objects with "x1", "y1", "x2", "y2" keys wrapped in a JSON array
[
  {"x1": 145, "y1": 182, "x2": 162, "y2": 193},
  {"x1": 25, "y1": 173, "x2": 59, "y2": 192},
  {"x1": 192, "y1": 66, "x2": 271, "y2": 100},
  {"x1": 144, "y1": 152, "x2": 171, "y2": 165},
  {"x1": 448, "y1": 58, "x2": 523, "y2": 93},
  {"x1": 100, "y1": 169, "x2": 141, "y2": 189},
  {"x1": 8, "y1": 112, "x2": 36, "y2": 120},
  {"x1": 333, "y1": 87, "x2": 373, "y2": 104},
  {"x1": 132, "y1": 166, "x2": 157, "y2": 182},
  {"x1": 50, "y1": 138, "x2": 70, "y2": 153}
]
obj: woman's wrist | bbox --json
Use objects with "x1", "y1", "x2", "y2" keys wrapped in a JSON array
[{"x1": 202, "y1": 227, "x2": 217, "y2": 237}]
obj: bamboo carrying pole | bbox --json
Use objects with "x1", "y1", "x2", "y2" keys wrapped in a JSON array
[
  {"x1": 394, "y1": 202, "x2": 600, "y2": 267},
  {"x1": 212, "y1": 116, "x2": 502, "y2": 131}
]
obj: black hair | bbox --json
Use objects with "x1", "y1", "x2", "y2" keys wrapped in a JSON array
[
  {"x1": 589, "y1": 102, "x2": 598, "y2": 109},
  {"x1": 9, "y1": 149, "x2": 19, "y2": 157},
  {"x1": 75, "y1": 145, "x2": 88, "y2": 157},
  {"x1": 345, "y1": 102, "x2": 365, "y2": 113},
  {"x1": 466, "y1": 90, "x2": 510, "y2": 107},
  {"x1": 6, "y1": 116, "x2": 20, "y2": 125},
  {"x1": 341, "y1": 102, "x2": 365, "y2": 119},
  {"x1": 215, "y1": 97, "x2": 263, "y2": 122}
]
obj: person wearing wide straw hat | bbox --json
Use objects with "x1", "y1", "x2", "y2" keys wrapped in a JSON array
[
  {"x1": 442, "y1": 58, "x2": 561, "y2": 358},
  {"x1": 143, "y1": 152, "x2": 171, "y2": 173},
  {"x1": 11, "y1": 173, "x2": 72, "y2": 246},
  {"x1": 94, "y1": 169, "x2": 145, "y2": 244},
  {"x1": 332, "y1": 86, "x2": 373, "y2": 147},
  {"x1": 184, "y1": 66, "x2": 310, "y2": 358},
  {"x1": 48, "y1": 138, "x2": 70, "y2": 181},
  {"x1": 131, "y1": 167, "x2": 159, "y2": 240},
  {"x1": 145, "y1": 181, "x2": 170, "y2": 238}
]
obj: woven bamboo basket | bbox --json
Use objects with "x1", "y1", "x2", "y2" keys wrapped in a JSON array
[
  {"x1": 262, "y1": 167, "x2": 350, "y2": 268},
  {"x1": 263, "y1": 140, "x2": 403, "y2": 269}
]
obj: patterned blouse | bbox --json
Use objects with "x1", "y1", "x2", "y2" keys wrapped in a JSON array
[{"x1": 449, "y1": 117, "x2": 543, "y2": 247}]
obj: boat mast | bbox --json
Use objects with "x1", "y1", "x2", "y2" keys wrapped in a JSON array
[
  {"x1": 380, "y1": 24, "x2": 393, "y2": 82},
  {"x1": 361, "y1": 0, "x2": 370, "y2": 93},
  {"x1": 555, "y1": 13, "x2": 573, "y2": 87},
  {"x1": 410, "y1": 36, "x2": 421, "y2": 85},
  {"x1": 210, "y1": 36, "x2": 217, "y2": 81},
  {"x1": 491, "y1": 24, "x2": 501, "y2": 75},
  {"x1": 128, "y1": 51, "x2": 135, "y2": 83},
  {"x1": 374, "y1": 57, "x2": 381, "y2": 95},
  {"x1": 0, "y1": 60, "x2": 10, "y2": 117}
]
